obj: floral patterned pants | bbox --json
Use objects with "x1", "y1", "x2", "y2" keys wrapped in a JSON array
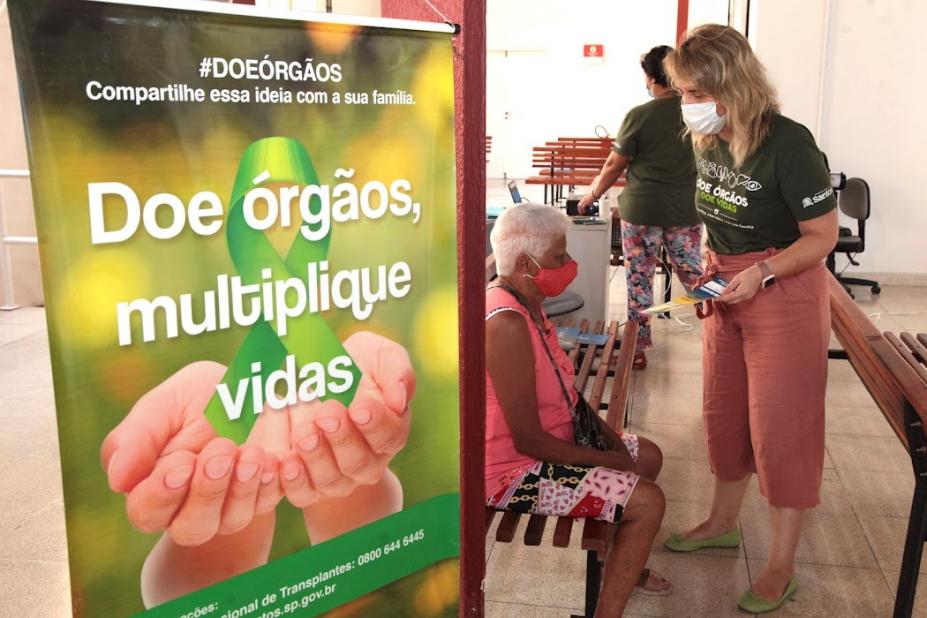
[{"x1": 621, "y1": 221, "x2": 703, "y2": 350}]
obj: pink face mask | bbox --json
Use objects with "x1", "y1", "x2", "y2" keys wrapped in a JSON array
[{"x1": 528, "y1": 255, "x2": 578, "y2": 297}]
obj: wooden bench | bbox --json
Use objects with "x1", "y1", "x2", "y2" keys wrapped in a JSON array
[
  {"x1": 549, "y1": 137, "x2": 613, "y2": 149},
  {"x1": 485, "y1": 318, "x2": 640, "y2": 618},
  {"x1": 829, "y1": 276, "x2": 927, "y2": 617},
  {"x1": 526, "y1": 140, "x2": 625, "y2": 204}
]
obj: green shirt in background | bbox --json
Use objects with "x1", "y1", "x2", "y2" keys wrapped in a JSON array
[
  {"x1": 694, "y1": 114, "x2": 837, "y2": 254},
  {"x1": 612, "y1": 95, "x2": 698, "y2": 228}
]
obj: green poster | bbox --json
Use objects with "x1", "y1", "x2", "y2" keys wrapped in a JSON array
[{"x1": 8, "y1": 1, "x2": 459, "y2": 616}]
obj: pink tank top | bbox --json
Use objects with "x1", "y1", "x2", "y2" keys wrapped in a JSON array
[{"x1": 485, "y1": 286, "x2": 576, "y2": 498}]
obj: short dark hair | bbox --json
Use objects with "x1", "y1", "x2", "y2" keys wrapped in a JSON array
[{"x1": 640, "y1": 45, "x2": 673, "y2": 87}]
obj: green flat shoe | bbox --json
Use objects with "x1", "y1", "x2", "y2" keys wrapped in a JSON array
[
  {"x1": 662, "y1": 528, "x2": 741, "y2": 552},
  {"x1": 737, "y1": 577, "x2": 798, "y2": 614}
]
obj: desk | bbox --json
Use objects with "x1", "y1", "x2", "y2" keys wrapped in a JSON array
[
  {"x1": 564, "y1": 218, "x2": 611, "y2": 324},
  {"x1": 871, "y1": 331, "x2": 927, "y2": 617}
]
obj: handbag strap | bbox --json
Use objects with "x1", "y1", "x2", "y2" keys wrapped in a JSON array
[{"x1": 488, "y1": 282, "x2": 575, "y2": 411}]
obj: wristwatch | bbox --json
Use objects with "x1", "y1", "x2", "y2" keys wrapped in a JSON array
[{"x1": 756, "y1": 261, "x2": 776, "y2": 288}]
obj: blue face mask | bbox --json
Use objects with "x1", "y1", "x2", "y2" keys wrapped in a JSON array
[{"x1": 646, "y1": 86, "x2": 653, "y2": 98}]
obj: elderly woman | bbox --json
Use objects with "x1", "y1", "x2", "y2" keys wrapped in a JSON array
[
  {"x1": 661, "y1": 25, "x2": 839, "y2": 614},
  {"x1": 485, "y1": 203, "x2": 670, "y2": 615}
]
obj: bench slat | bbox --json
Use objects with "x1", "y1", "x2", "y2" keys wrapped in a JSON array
[
  {"x1": 589, "y1": 321, "x2": 620, "y2": 412},
  {"x1": 495, "y1": 511, "x2": 522, "y2": 543},
  {"x1": 533, "y1": 146, "x2": 611, "y2": 154},
  {"x1": 574, "y1": 321, "x2": 605, "y2": 392},
  {"x1": 580, "y1": 518, "x2": 613, "y2": 555},
  {"x1": 524, "y1": 176, "x2": 625, "y2": 187},
  {"x1": 606, "y1": 321, "x2": 640, "y2": 428},
  {"x1": 832, "y1": 310, "x2": 906, "y2": 431},
  {"x1": 553, "y1": 516, "x2": 574, "y2": 548},
  {"x1": 542, "y1": 160, "x2": 609, "y2": 166},
  {"x1": 899, "y1": 332, "x2": 927, "y2": 380},
  {"x1": 568, "y1": 319, "x2": 590, "y2": 367},
  {"x1": 829, "y1": 277, "x2": 911, "y2": 445},
  {"x1": 524, "y1": 514, "x2": 548, "y2": 546},
  {"x1": 879, "y1": 333, "x2": 927, "y2": 421},
  {"x1": 856, "y1": 339, "x2": 909, "y2": 444}
]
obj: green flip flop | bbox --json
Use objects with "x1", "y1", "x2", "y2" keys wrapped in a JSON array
[
  {"x1": 662, "y1": 528, "x2": 741, "y2": 552},
  {"x1": 737, "y1": 577, "x2": 798, "y2": 614}
]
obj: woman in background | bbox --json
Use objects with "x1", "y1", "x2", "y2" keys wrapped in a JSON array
[{"x1": 579, "y1": 45, "x2": 703, "y2": 369}]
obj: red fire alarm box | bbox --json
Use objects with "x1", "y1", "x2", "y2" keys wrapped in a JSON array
[{"x1": 583, "y1": 44, "x2": 604, "y2": 58}]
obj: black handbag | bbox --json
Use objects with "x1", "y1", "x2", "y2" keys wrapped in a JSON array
[
  {"x1": 536, "y1": 332, "x2": 614, "y2": 452},
  {"x1": 490, "y1": 283, "x2": 613, "y2": 452}
]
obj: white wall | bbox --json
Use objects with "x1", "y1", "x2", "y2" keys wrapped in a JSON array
[
  {"x1": 687, "y1": 0, "x2": 730, "y2": 31},
  {"x1": 0, "y1": 8, "x2": 42, "y2": 307},
  {"x1": 752, "y1": 0, "x2": 927, "y2": 278},
  {"x1": 484, "y1": 0, "x2": 731, "y2": 181},
  {"x1": 486, "y1": 0, "x2": 678, "y2": 178},
  {"x1": 749, "y1": 0, "x2": 829, "y2": 136},
  {"x1": 257, "y1": 0, "x2": 380, "y2": 15}
]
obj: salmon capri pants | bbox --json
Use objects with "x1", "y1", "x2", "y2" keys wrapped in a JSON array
[{"x1": 700, "y1": 249, "x2": 830, "y2": 510}]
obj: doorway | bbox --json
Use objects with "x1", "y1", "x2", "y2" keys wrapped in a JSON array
[{"x1": 486, "y1": 49, "x2": 548, "y2": 181}]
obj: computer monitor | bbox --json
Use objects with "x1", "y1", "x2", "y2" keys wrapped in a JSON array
[{"x1": 507, "y1": 180, "x2": 525, "y2": 204}]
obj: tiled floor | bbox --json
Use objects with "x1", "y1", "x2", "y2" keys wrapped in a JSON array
[
  {"x1": 483, "y1": 179, "x2": 927, "y2": 617},
  {"x1": 1, "y1": 184, "x2": 926, "y2": 616},
  {"x1": 0, "y1": 307, "x2": 71, "y2": 617}
]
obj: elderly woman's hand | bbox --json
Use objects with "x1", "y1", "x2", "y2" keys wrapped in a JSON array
[{"x1": 599, "y1": 440, "x2": 636, "y2": 472}]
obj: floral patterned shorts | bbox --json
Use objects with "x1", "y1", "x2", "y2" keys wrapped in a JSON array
[{"x1": 487, "y1": 434, "x2": 640, "y2": 523}]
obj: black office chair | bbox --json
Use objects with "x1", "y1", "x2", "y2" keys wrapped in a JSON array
[{"x1": 826, "y1": 177, "x2": 880, "y2": 296}]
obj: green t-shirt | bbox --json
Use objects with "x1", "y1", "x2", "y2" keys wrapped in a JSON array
[
  {"x1": 694, "y1": 114, "x2": 837, "y2": 254},
  {"x1": 612, "y1": 96, "x2": 698, "y2": 227}
]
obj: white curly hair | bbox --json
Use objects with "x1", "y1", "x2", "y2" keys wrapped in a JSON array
[{"x1": 490, "y1": 203, "x2": 571, "y2": 276}]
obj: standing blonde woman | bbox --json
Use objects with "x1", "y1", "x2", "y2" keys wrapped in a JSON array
[{"x1": 660, "y1": 25, "x2": 838, "y2": 614}]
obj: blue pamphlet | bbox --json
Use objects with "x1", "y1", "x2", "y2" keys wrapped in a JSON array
[
  {"x1": 576, "y1": 332, "x2": 609, "y2": 345},
  {"x1": 556, "y1": 326, "x2": 580, "y2": 349},
  {"x1": 556, "y1": 326, "x2": 608, "y2": 348},
  {"x1": 688, "y1": 277, "x2": 729, "y2": 300}
]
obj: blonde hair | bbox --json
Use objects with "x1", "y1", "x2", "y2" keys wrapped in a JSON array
[
  {"x1": 663, "y1": 24, "x2": 780, "y2": 167},
  {"x1": 490, "y1": 203, "x2": 570, "y2": 276}
]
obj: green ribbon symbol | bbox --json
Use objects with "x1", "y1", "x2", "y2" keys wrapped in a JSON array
[{"x1": 204, "y1": 137, "x2": 361, "y2": 443}]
